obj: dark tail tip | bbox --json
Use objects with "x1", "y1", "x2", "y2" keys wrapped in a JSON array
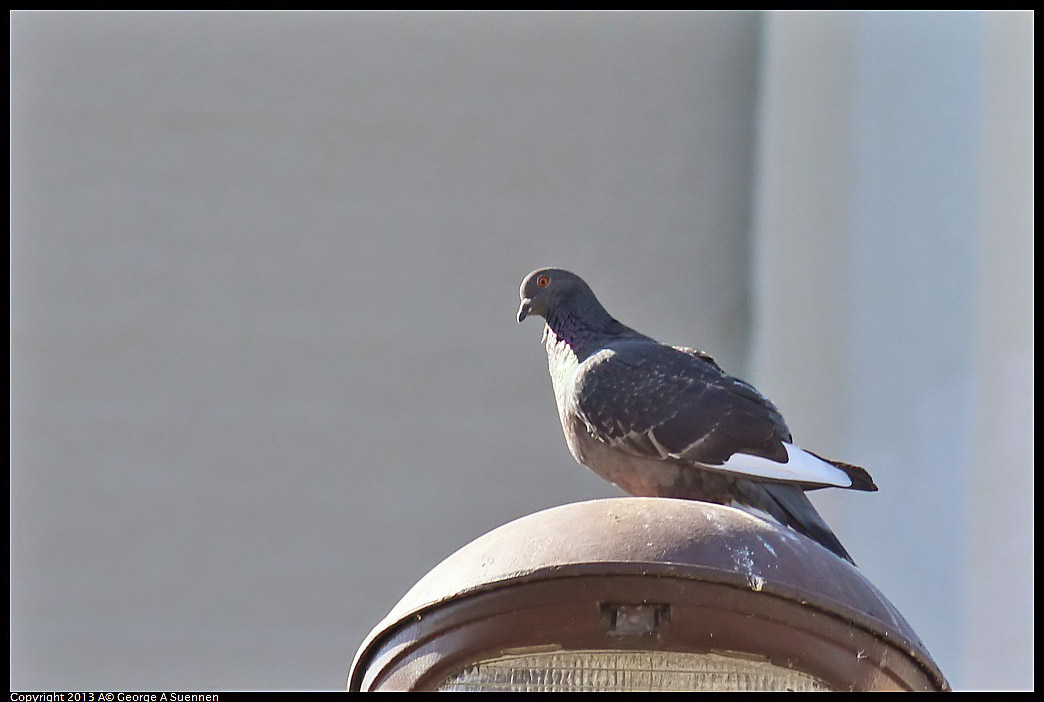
[
  {"x1": 807, "y1": 450, "x2": 878, "y2": 492},
  {"x1": 835, "y1": 460, "x2": 878, "y2": 492}
]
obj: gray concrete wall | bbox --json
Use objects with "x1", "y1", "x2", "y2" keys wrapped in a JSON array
[{"x1": 10, "y1": 11, "x2": 761, "y2": 689}]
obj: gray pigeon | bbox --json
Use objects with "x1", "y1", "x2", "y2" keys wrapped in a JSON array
[{"x1": 517, "y1": 267, "x2": 877, "y2": 565}]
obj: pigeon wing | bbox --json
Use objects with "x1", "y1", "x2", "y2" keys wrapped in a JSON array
[
  {"x1": 574, "y1": 342, "x2": 789, "y2": 461},
  {"x1": 573, "y1": 342, "x2": 857, "y2": 488}
]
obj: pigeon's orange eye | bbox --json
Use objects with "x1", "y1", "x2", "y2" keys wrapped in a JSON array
[{"x1": 537, "y1": 275, "x2": 551, "y2": 288}]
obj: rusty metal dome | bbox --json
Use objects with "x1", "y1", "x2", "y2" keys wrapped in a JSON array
[{"x1": 349, "y1": 498, "x2": 949, "y2": 692}]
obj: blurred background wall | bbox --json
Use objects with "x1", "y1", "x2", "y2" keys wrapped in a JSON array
[
  {"x1": 10, "y1": 10, "x2": 1032, "y2": 691},
  {"x1": 751, "y1": 11, "x2": 1033, "y2": 692}
]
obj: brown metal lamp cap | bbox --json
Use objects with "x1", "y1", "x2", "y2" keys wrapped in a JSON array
[{"x1": 349, "y1": 497, "x2": 949, "y2": 692}]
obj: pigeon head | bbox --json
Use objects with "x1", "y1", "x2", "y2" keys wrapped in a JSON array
[{"x1": 517, "y1": 268, "x2": 595, "y2": 324}]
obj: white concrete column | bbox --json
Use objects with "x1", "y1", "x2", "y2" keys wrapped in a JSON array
[
  {"x1": 965, "y1": 11, "x2": 1034, "y2": 691},
  {"x1": 752, "y1": 10, "x2": 1033, "y2": 690}
]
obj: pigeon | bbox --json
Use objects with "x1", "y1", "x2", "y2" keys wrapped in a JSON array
[{"x1": 517, "y1": 267, "x2": 877, "y2": 565}]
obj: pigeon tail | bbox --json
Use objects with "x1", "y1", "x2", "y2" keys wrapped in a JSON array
[
  {"x1": 739, "y1": 481, "x2": 857, "y2": 564},
  {"x1": 805, "y1": 450, "x2": 878, "y2": 492}
]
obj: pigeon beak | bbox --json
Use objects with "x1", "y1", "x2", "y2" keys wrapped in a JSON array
[{"x1": 517, "y1": 298, "x2": 533, "y2": 323}]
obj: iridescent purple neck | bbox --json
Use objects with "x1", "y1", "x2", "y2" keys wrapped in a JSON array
[{"x1": 544, "y1": 299, "x2": 646, "y2": 361}]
